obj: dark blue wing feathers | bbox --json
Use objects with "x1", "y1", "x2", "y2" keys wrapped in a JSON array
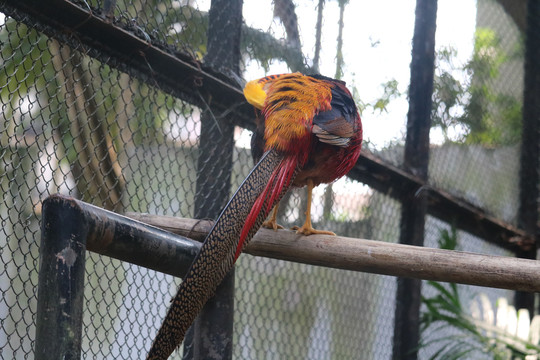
[{"x1": 311, "y1": 79, "x2": 359, "y2": 148}]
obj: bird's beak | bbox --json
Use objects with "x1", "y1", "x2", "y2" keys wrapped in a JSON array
[{"x1": 243, "y1": 80, "x2": 267, "y2": 109}]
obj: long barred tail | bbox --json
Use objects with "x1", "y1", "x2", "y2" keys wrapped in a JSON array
[
  {"x1": 146, "y1": 150, "x2": 297, "y2": 360},
  {"x1": 234, "y1": 155, "x2": 297, "y2": 260}
]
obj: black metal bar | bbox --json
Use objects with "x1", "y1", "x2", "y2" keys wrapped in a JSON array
[
  {"x1": 36, "y1": 194, "x2": 202, "y2": 358},
  {"x1": 46, "y1": 194, "x2": 202, "y2": 276},
  {"x1": 515, "y1": 0, "x2": 540, "y2": 314},
  {"x1": 36, "y1": 195, "x2": 88, "y2": 360},
  {"x1": 184, "y1": 1, "x2": 243, "y2": 359},
  {"x1": 393, "y1": 1, "x2": 438, "y2": 359},
  {"x1": 83, "y1": 202, "x2": 202, "y2": 278}
]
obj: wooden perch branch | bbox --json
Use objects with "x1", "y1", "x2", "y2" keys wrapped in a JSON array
[{"x1": 126, "y1": 213, "x2": 540, "y2": 293}]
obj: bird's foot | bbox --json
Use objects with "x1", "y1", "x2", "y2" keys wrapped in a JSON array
[
  {"x1": 262, "y1": 219, "x2": 284, "y2": 231},
  {"x1": 291, "y1": 225, "x2": 336, "y2": 236}
]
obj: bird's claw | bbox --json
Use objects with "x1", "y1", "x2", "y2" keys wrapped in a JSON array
[
  {"x1": 262, "y1": 219, "x2": 284, "y2": 231},
  {"x1": 291, "y1": 225, "x2": 336, "y2": 236}
]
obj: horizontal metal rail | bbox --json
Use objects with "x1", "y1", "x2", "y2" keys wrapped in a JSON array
[{"x1": 352, "y1": 151, "x2": 533, "y2": 252}]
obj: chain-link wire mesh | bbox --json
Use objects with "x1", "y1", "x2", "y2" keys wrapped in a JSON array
[
  {"x1": 428, "y1": 0, "x2": 525, "y2": 225},
  {"x1": 0, "y1": 0, "x2": 536, "y2": 359},
  {"x1": 420, "y1": 217, "x2": 515, "y2": 360}
]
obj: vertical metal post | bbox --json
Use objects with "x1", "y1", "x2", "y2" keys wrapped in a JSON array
[
  {"x1": 516, "y1": 0, "x2": 540, "y2": 315},
  {"x1": 185, "y1": 1, "x2": 243, "y2": 359},
  {"x1": 393, "y1": 1, "x2": 438, "y2": 359},
  {"x1": 35, "y1": 196, "x2": 88, "y2": 360}
]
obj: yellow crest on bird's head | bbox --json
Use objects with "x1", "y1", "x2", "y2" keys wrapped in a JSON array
[
  {"x1": 243, "y1": 79, "x2": 267, "y2": 109},
  {"x1": 243, "y1": 73, "x2": 303, "y2": 109}
]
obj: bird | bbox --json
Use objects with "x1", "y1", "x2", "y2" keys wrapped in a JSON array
[
  {"x1": 247, "y1": 73, "x2": 363, "y2": 236},
  {"x1": 146, "y1": 72, "x2": 362, "y2": 360}
]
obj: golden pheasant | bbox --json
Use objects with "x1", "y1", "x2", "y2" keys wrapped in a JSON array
[
  {"x1": 146, "y1": 72, "x2": 362, "y2": 359},
  {"x1": 247, "y1": 73, "x2": 363, "y2": 237}
]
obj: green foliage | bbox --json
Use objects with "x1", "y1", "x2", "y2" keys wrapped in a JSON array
[
  {"x1": 349, "y1": 80, "x2": 368, "y2": 116},
  {"x1": 420, "y1": 229, "x2": 540, "y2": 359},
  {"x1": 165, "y1": 5, "x2": 209, "y2": 56},
  {"x1": 431, "y1": 28, "x2": 523, "y2": 146},
  {"x1": 350, "y1": 78, "x2": 401, "y2": 117},
  {"x1": 0, "y1": 19, "x2": 54, "y2": 132},
  {"x1": 436, "y1": 227, "x2": 458, "y2": 251},
  {"x1": 469, "y1": 28, "x2": 508, "y2": 81},
  {"x1": 241, "y1": 27, "x2": 308, "y2": 73},
  {"x1": 372, "y1": 79, "x2": 402, "y2": 114}
]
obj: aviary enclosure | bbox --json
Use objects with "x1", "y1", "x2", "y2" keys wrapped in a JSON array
[{"x1": 0, "y1": 0, "x2": 538, "y2": 359}]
